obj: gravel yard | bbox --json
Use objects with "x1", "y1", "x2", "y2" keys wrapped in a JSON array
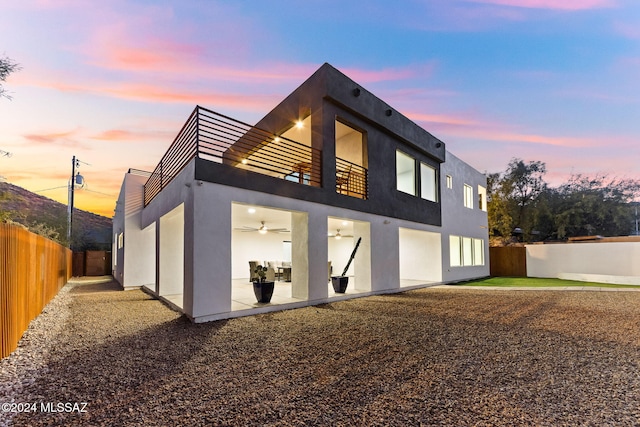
[{"x1": 3, "y1": 279, "x2": 640, "y2": 426}]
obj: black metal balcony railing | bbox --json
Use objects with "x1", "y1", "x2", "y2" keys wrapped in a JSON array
[
  {"x1": 335, "y1": 158, "x2": 368, "y2": 200},
  {"x1": 144, "y1": 106, "x2": 324, "y2": 206}
]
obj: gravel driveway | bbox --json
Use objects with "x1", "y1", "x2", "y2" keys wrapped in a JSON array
[{"x1": 3, "y1": 278, "x2": 640, "y2": 426}]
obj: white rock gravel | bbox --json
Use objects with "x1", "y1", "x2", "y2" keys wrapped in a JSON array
[
  {"x1": 0, "y1": 283, "x2": 72, "y2": 427},
  {"x1": 3, "y1": 281, "x2": 640, "y2": 426}
]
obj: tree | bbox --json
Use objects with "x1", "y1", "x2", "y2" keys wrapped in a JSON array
[
  {"x1": 0, "y1": 54, "x2": 20, "y2": 99},
  {"x1": 551, "y1": 174, "x2": 640, "y2": 239},
  {"x1": 487, "y1": 158, "x2": 640, "y2": 245},
  {"x1": 487, "y1": 158, "x2": 547, "y2": 245},
  {"x1": 486, "y1": 172, "x2": 514, "y2": 245}
]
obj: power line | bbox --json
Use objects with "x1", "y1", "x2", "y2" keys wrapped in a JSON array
[
  {"x1": 83, "y1": 188, "x2": 115, "y2": 197},
  {"x1": 34, "y1": 185, "x2": 68, "y2": 193}
]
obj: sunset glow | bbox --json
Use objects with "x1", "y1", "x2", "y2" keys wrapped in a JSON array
[{"x1": 1, "y1": 1, "x2": 638, "y2": 217}]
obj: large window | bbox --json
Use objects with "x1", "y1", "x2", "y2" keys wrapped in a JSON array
[
  {"x1": 478, "y1": 185, "x2": 487, "y2": 211},
  {"x1": 396, "y1": 150, "x2": 416, "y2": 195},
  {"x1": 450, "y1": 235, "x2": 485, "y2": 266},
  {"x1": 335, "y1": 120, "x2": 367, "y2": 199},
  {"x1": 464, "y1": 184, "x2": 473, "y2": 209},
  {"x1": 473, "y1": 238, "x2": 484, "y2": 265},
  {"x1": 449, "y1": 236, "x2": 461, "y2": 267},
  {"x1": 420, "y1": 163, "x2": 437, "y2": 202}
]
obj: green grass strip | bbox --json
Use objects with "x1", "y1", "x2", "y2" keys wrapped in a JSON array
[{"x1": 462, "y1": 277, "x2": 640, "y2": 288}]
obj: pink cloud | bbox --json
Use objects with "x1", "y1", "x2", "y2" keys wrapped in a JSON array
[
  {"x1": 23, "y1": 129, "x2": 87, "y2": 148},
  {"x1": 18, "y1": 57, "x2": 435, "y2": 112},
  {"x1": 406, "y1": 112, "x2": 485, "y2": 128},
  {"x1": 341, "y1": 63, "x2": 435, "y2": 83},
  {"x1": 100, "y1": 83, "x2": 280, "y2": 110},
  {"x1": 614, "y1": 22, "x2": 640, "y2": 39},
  {"x1": 484, "y1": 131, "x2": 596, "y2": 147},
  {"x1": 466, "y1": 0, "x2": 616, "y2": 10},
  {"x1": 450, "y1": 126, "x2": 600, "y2": 148},
  {"x1": 16, "y1": 73, "x2": 280, "y2": 111},
  {"x1": 89, "y1": 129, "x2": 174, "y2": 142},
  {"x1": 104, "y1": 42, "x2": 203, "y2": 71},
  {"x1": 86, "y1": 32, "x2": 430, "y2": 86},
  {"x1": 405, "y1": 108, "x2": 601, "y2": 149}
]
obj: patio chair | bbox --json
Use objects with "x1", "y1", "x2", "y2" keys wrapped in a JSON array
[{"x1": 336, "y1": 165, "x2": 352, "y2": 194}]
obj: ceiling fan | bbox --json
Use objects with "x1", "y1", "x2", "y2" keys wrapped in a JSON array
[
  {"x1": 328, "y1": 229, "x2": 353, "y2": 240},
  {"x1": 235, "y1": 221, "x2": 290, "y2": 234}
]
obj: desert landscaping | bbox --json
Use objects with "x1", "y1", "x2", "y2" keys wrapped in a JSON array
[{"x1": 3, "y1": 279, "x2": 640, "y2": 426}]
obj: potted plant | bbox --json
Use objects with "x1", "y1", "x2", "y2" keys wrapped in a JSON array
[
  {"x1": 252, "y1": 265, "x2": 275, "y2": 303},
  {"x1": 331, "y1": 237, "x2": 361, "y2": 293}
]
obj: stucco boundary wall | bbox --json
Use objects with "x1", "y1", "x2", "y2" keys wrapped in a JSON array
[{"x1": 526, "y1": 241, "x2": 640, "y2": 285}]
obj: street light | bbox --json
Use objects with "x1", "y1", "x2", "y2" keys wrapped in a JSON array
[{"x1": 67, "y1": 156, "x2": 87, "y2": 249}]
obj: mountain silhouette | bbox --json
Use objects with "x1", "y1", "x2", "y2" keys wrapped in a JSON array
[{"x1": 0, "y1": 182, "x2": 112, "y2": 251}]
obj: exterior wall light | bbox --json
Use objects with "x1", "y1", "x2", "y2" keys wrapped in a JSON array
[{"x1": 352, "y1": 88, "x2": 361, "y2": 97}]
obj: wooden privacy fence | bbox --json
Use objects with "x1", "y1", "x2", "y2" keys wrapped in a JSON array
[
  {"x1": 72, "y1": 250, "x2": 112, "y2": 277},
  {"x1": 490, "y1": 246, "x2": 527, "y2": 277},
  {"x1": 1, "y1": 223, "x2": 72, "y2": 359}
]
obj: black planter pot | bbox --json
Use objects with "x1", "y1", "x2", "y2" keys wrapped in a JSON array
[
  {"x1": 331, "y1": 276, "x2": 349, "y2": 293},
  {"x1": 253, "y1": 281, "x2": 275, "y2": 303}
]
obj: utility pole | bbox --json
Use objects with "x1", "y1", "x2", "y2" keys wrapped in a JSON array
[
  {"x1": 67, "y1": 156, "x2": 77, "y2": 247},
  {"x1": 67, "y1": 156, "x2": 86, "y2": 249}
]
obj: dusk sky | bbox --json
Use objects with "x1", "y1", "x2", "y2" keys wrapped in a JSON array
[{"x1": 1, "y1": 0, "x2": 639, "y2": 217}]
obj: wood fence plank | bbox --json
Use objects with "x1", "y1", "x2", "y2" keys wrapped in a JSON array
[
  {"x1": 489, "y1": 246, "x2": 527, "y2": 277},
  {"x1": 0, "y1": 223, "x2": 71, "y2": 359}
]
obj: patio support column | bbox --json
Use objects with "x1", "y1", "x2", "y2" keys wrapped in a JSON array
[
  {"x1": 308, "y1": 211, "x2": 328, "y2": 301},
  {"x1": 291, "y1": 212, "x2": 309, "y2": 300},
  {"x1": 353, "y1": 221, "x2": 371, "y2": 291},
  {"x1": 186, "y1": 183, "x2": 232, "y2": 319},
  {"x1": 370, "y1": 221, "x2": 400, "y2": 291}
]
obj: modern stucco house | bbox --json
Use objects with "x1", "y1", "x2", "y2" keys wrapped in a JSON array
[{"x1": 113, "y1": 63, "x2": 489, "y2": 323}]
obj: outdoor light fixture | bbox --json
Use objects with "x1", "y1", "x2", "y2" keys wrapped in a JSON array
[
  {"x1": 352, "y1": 88, "x2": 361, "y2": 97},
  {"x1": 296, "y1": 120, "x2": 304, "y2": 129},
  {"x1": 248, "y1": 208, "x2": 256, "y2": 214},
  {"x1": 274, "y1": 137, "x2": 281, "y2": 142},
  {"x1": 385, "y1": 109, "x2": 392, "y2": 116},
  {"x1": 241, "y1": 159, "x2": 248, "y2": 164}
]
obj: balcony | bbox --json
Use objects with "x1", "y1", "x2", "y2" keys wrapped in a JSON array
[
  {"x1": 144, "y1": 106, "x2": 368, "y2": 206},
  {"x1": 336, "y1": 157, "x2": 367, "y2": 200}
]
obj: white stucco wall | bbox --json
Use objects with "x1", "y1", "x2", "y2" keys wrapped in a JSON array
[
  {"x1": 159, "y1": 203, "x2": 184, "y2": 298},
  {"x1": 399, "y1": 228, "x2": 442, "y2": 283},
  {"x1": 112, "y1": 170, "x2": 155, "y2": 289},
  {"x1": 527, "y1": 242, "x2": 640, "y2": 284},
  {"x1": 440, "y1": 151, "x2": 490, "y2": 282}
]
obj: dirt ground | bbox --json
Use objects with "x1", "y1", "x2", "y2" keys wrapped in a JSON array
[{"x1": 7, "y1": 283, "x2": 640, "y2": 426}]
